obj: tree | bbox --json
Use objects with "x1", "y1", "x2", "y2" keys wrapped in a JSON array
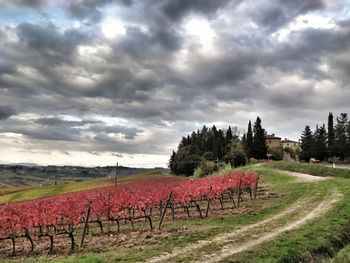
[
  {"x1": 334, "y1": 113, "x2": 348, "y2": 160},
  {"x1": 169, "y1": 123, "x2": 246, "y2": 176},
  {"x1": 216, "y1": 129, "x2": 225, "y2": 159},
  {"x1": 169, "y1": 151, "x2": 176, "y2": 173},
  {"x1": 300, "y1": 125, "x2": 313, "y2": 162},
  {"x1": 226, "y1": 126, "x2": 233, "y2": 145},
  {"x1": 327, "y1": 112, "x2": 335, "y2": 157},
  {"x1": 347, "y1": 119, "x2": 350, "y2": 160},
  {"x1": 224, "y1": 142, "x2": 247, "y2": 167},
  {"x1": 313, "y1": 124, "x2": 327, "y2": 161},
  {"x1": 245, "y1": 121, "x2": 253, "y2": 158},
  {"x1": 252, "y1": 116, "x2": 268, "y2": 159},
  {"x1": 328, "y1": 112, "x2": 335, "y2": 146},
  {"x1": 268, "y1": 146, "x2": 284, "y2": 160}
]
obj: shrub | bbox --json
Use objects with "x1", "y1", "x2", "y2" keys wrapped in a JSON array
[{"x1": 268, "y1": 146, "x2": 284, "y2": 160}]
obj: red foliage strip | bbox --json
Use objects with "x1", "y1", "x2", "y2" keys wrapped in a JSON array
[{"x1": 0, "y1": 172, "x2": 259, "y2": 241}]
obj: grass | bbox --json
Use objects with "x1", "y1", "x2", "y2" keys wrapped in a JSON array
[
  {"x1": 219, "y1": 166, "x2": 350, "y2": 263},
  {"x1": 327, "y1": 244, "x2": 350, "y2": 263},
  {"x1": 267, "y1": 161, "x2": 350, "y2": 178}
]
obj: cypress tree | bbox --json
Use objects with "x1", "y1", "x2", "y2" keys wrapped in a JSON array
[
  {"x1": 226, "y1": 126, "x2": 233, "y2": 144},
  {"x1": 252, "y1": 116, "x2": 268, "y2": 159},
  {"x1": 327, "y1": 112, "x2": 335, "y2": 158},
  {"x1": 217, "y1": 129, "x2": 225, "y2": 159},
  {"x1": 327, "y1": 112, "x2": 334, "y2": 146},
  {"x1": 246, "y1": 121, "x2": 253, "y2": 158}
]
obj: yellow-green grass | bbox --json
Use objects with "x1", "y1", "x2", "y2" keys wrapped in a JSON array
[{"x1": 0, "y1": 171, "x2": 173, "y2": 204}]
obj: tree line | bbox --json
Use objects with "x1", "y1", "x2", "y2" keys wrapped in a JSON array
[
  {"x1": 169, "y1": 117, "x2": 268, "y2": 176},
  {"x1": 300, "y1": 112, "x2": 350, "y2": 162}
]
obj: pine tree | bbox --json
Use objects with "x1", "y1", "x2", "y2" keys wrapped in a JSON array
[
  {"x1": 169, "y1": 151, "x2": 176, "y2": 173},
  {"x1": 217, "y1": 129, "x2": 225, "y2": 159},
  {"x1": 334, "y1": 113, "x2": 348, "y2": 160},
  {"x1": 252, "y1": 116, "x2": 268, "y2": 159},
  {"x1": 300, "y1": 125, "x2": 313, "y2": 162},
  {"x1": 313, "y1": 124, "x2": 327, "y2": 161},
  {"x1": 246, "y1": 121, "x2": 253, "y2": 158},
  {"x1": 226, "y1": 126, "x2": 233, "y2": 144}
]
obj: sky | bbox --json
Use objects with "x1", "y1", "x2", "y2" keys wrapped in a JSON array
[{"x1": 0, "y1": 0, "x2": 350, "y2": 167}]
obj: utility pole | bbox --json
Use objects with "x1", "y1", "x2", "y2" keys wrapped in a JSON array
[{"x1": 114, "y1": 162, "x2": 118, "y2": 188}]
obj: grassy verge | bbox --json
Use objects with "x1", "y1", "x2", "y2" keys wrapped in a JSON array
[
  {"x1": 326, "y1": 244, "x2": 350, "y2": 263},
  {"x1": 267, "y1": 161, "x2": 350, "y2": 178}
]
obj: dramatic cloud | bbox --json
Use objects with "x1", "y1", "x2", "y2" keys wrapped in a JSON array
[
  {"x1": 0, "y1": 106, "x2": 17, "y2": 120},
  {"x1": 0, "y1": 0, "x2": 349, "y2": 166}
]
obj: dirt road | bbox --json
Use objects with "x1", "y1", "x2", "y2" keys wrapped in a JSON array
[{"x1": 281, "y1": 170, "x2": 330, "y2": 182}]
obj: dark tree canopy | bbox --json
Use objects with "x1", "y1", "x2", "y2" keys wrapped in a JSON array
[
  {"x1": 300, "y1": 112, "x2": 350, "y2": 162},
  {"x1": 169, "y1": 124, "x2": 245, "y2": 176},
  {"x1": 328, "y1": 112, "x2": 334, "y2": 146},
  {"x1": 245, "y1": 120, "x2": 253, "y2": 158},
  {"x1": 312, "y1": 124, "x2": 327, "y2": 161},
  {"x1": 300, "y1": 125, "x2": 314, "y2": 162},
  {"x1": 252, "y1": 117, "x2": 268, "y2": 159}
]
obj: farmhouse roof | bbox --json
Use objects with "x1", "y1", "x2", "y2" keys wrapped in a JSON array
[{"x1": 266, "y1": 133, "x2": 281, "y2": 139}]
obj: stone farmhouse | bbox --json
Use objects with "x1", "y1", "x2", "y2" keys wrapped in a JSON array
[{"x1": 266, "y1": 134, "x2": 300, "y2": 151}]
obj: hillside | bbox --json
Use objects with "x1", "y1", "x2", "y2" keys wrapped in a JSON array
[
  {"x1": 0, "y1": 165, "x2": 168, "y2": 187},
  {"x1": 0, "y1": 171, "x2": 172, "y2": 204},
  {"x1": 1, "y1": 164, "x2": 350, "y2": 262}
]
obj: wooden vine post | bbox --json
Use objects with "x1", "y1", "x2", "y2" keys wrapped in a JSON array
[
  {"x1": 80, "y1": 201, "x2": 92, "y2": 249},
  {"x1": 237, "y1": 176, "x2": 242, "y2": 207},
  {"x1": 253, "y1": 178, "x2": 259, "y2": 199},
  {"x1": 158, "y1": 191, "x2": 173, "y2": 230},
  {"x1": 205, "y1": 186, "x2": 212, "y2": 217}
]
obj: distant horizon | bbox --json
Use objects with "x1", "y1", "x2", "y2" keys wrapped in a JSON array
[{"x1": 0, "y1": 162, "x2": 169, "y2": 169}]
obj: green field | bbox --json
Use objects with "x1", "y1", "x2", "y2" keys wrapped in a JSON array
[{"x1": 2, "y1": 164, "x2": 350, "y2": 262}]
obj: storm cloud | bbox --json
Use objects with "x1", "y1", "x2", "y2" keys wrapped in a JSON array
[{"x1": 0, "y1": 0, "x2": 349, "y2": 166}]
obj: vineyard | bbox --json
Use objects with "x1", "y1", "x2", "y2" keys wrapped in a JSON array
[{"x1": 0, "y1": 171, "x2": 259, "y2": 257}]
